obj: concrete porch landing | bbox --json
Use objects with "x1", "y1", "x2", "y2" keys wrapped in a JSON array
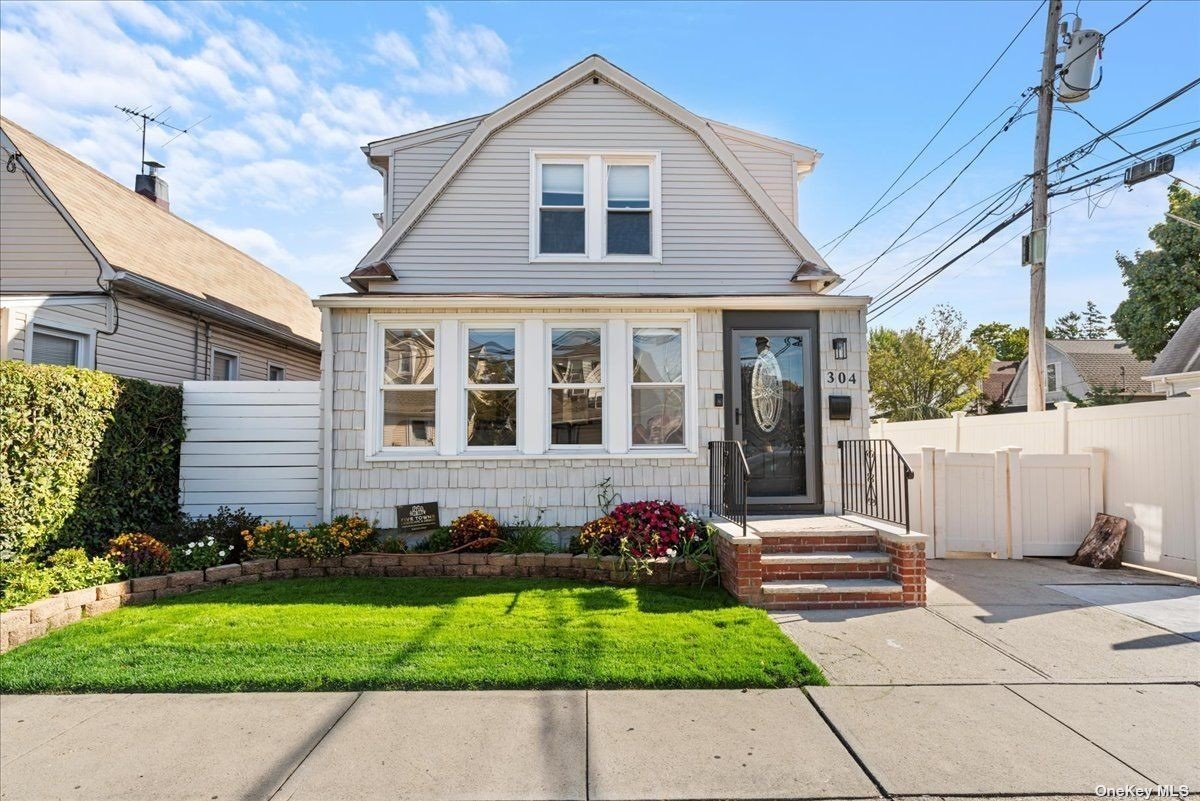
[{"x1": 743, "y1": 515, "x2": 877, "y2": 536}]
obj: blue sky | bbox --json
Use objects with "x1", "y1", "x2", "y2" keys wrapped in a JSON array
[{"x1": 2, "y1": 1, "x2": 1197, "y2": 331}]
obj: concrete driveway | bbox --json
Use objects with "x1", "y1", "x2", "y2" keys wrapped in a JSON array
[{"x1": 774, "y1": 558, "x2": 1200, "y2": 684}]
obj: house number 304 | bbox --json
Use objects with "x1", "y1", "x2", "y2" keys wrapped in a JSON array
[{"x1": 825, "y1": 371, "x2": 857, "y2": 385}]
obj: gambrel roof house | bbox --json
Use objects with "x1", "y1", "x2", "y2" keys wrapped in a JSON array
[
  {"x1": 315, "y1": 55, "x2": 869, "y2": 531},
  {"x1": 1004, "y1": 339, "x2": 1159, "y2": 409},
  {"x1": 0, "y1": 117, "x2": 320, "y2": 384}
]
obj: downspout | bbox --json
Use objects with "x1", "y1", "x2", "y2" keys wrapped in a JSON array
[
  {"x1": 191, "y1": 313, "x2": 200, "y2": 380},
  {"x1": 320, "y1": 307, "x2": 334, "y2": 522},
  {"x1": 203, "y1": 321, "x2": 212, "y2": 379}
]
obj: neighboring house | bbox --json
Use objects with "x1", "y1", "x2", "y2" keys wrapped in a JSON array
[
  {"x1": 1146, "y1": 306, "x2": 1200, "y2": 396},
  {"x1": 0, "y1": 117, "x2": 320, "y2": 384},
  {"x1": 1004, "y1": 339, "x2": 1158, "y2": 409},
  {"x1": 315, "y1": 55, "x2": 868, "y2": 528},
  {"x1": 972, "y1": 359, "x2": 1020, "y2": 414}
]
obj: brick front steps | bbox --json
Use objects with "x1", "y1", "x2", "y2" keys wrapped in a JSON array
[
  {"x1": 715, "y1": 516, "x2": 927, "y2": 610},
  {"x1": 0, "y1": 553, "x2": 704, "y2": 654}
]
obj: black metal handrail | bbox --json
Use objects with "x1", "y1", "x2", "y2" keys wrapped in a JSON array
[
  {"x1": 838, "y1": 439, "x2": 915, "y2": 533},
  {"x1": 709, "y1": 440, "x2": 750, "y2": 536}
]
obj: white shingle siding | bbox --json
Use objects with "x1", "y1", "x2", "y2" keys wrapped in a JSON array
[
  {"x1": 376, "y1": 80, "x2": 809, "y2": 295},
  {"x1": 818, "y1": 308, "x2": 871, "y2": 512},
  {"x1": 326, "y1": 304, "x2": 867, "y2": 524}
]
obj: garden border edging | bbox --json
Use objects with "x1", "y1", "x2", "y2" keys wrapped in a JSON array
[{"x1": 0, "y1": 553, "x2": 705, "y2": 653}]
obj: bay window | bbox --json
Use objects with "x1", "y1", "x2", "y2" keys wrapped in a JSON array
[
  {"x1": 549, "y1": 327, "x2": 604, "y2": 447},
  {"x1": 466, "y1": 327, "x2": 518, "y2": 448},
  {"x1": 382, "y1": 328, "x2": 436, "y2": 448},
  {"x1": 531, "y1": 152, "x2": 660, "y2": 261},
  {"x1": 368, "y1": 315, "x2": 692, "y2": 459}
]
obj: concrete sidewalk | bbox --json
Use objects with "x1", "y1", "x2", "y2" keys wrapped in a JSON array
[{"x1": 2, "y1": 684, "x2": 1197, "y2": 800}]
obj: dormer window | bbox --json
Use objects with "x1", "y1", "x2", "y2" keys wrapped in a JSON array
[{"x1": 531, "y1": 152, "x2": 660, "y2": 262}]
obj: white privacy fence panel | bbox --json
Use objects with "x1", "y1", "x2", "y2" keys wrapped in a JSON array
[
  {"x1": 874, "y1": 393, "x2": 1199, "y2": 578},
  {"x1": 181, "y1": 381, "x2": 321, "y2": 526},
  {"x1": 940, "y1": 452, "x2": 1001, "y2": 555},
  {"x1": 1017, "y1": 454, "x2": 1100, "y2": 557}
]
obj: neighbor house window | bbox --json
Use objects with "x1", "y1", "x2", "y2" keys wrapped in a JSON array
[
  {"x1": 268, "y1": 364, "x2": 287, "y2": 381},
  {"x1": 630, "y1": 326, "x2": 685, "y2": 447},
  {"x1": 212, "y1": 350, "x2": 239, "y2": 381},
  {"x1": 538, "y1": 162, "x2": 586, "y2": 255},
  {"x1": 532, "y1": 152, "x2": 659, "y2": 261},
  {"x1": 606, "y1": 164, "x2": 651, "y2": 255},
  {"x1": 549, "y1": 327, "x2": 603, "y2": 447},
  {"x1": 466, "y1": 326, "x2": 518, "y2": 448},
  {"x1": 1046, "y1": 362, "x2": 1059, "y2": 393},
  {"x1": 28, "y1": 324, "x2": 90, "y2": 367},
  {"x1": 382, "y1": 328, "x2": 436, "y2": 448}
]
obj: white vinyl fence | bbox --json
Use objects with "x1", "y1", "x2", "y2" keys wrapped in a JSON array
[
  {"x1": 872, "y1": 392, "x2": 1200, "y2": 578},
  {"x1": 180, "y1": 381, "x2": 320, "y2": 526}
]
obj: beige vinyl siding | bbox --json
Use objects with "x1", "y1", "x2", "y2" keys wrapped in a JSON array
[
  {"x1": 0, "y1": 153, "x2": 103, "y2": 293},
  {"x1": 716, "y1": 134, "x2": 796, "y2": 224},
  {"x1": 3, "y1": 293, "x2": 320, "y2": 384},
  {"x1": 390, "y1": 130, "x2": 474, "y2": 225},
  {"x1": 379, "y1": 79, "x2": 810, "y2": 295}
]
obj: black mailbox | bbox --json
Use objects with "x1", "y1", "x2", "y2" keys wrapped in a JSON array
[{"x1": 828, "y1": 395, "x2": 852, "y2": 421}]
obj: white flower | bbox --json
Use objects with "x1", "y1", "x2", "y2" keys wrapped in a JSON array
[{"x1": 666, "y1": 548, "x2": 677, "y2": 557}]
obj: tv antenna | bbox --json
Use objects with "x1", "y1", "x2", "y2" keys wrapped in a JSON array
[{"x1": 114, "y1": 105, "x2": 209, "y2": 174}]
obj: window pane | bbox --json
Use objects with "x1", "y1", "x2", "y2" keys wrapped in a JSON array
[
  {"x1": 383, "y1": 390, "x2": 436, "y2": 447},
  {"x1": 213, "y1": 353, "x2": 236, "y2": 381},
  {"x1": 467, "y1": 390, "x2": 517, "y2": 447},
  {"x1": 541, "y1": 163, "x2": 584, "y2": 206},
  {"x1": 632, "y1": 328, "x2": 682, "y2": 383},
  {"x1": 551, "y1": 388, "x2": 603, "y2": 445},
  {"x1": 607, "y1": 211, "x2": 651, "y2": 255},
  {"x1": 551, "y1": 328, "x2": 602, "y2": 384},
  {"x1": 467, "y1": 328, "x2": 516, "y2": 384},
  {"x1": 384, "y1": 328, "x2": 435, "y2": 385},
  {"x1": 607, "y1": 165, "x2": 649, "y2": 209},
  {"x1": 268, "y1": 365, "x2": 286, "y2": 381},
  {"x1": 539, "y1": 210, "x2": 585, "y2": 254},
  {"x1": 30, "y1": 330, "x2": 79, "y2": 367},
  {"x1": 631, "y1": 387, "x2": 684, "y2": 446}
]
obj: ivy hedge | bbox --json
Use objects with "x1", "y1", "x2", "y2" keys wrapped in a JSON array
[{"x1": 0, "y1": 361, "x2": 184, "y2": 557}]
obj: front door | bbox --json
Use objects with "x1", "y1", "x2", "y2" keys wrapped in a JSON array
[{"x1": 729, "y1": 329, "x2": 816, "y2": 506}]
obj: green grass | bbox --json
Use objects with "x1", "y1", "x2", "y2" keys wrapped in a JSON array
[{"x1": 0, "y1": 578, "x2": 823, "y2": 692}]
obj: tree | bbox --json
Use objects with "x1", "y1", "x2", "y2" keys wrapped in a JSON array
[
  {"x1": 1051, "y1": 310, "x2": 1083, "y2": 339},
  {"x1": 869, "y1": 305, "x2": 993, "y2": 421},
  {"x1": 1112, "y1": 184, "x2": 1200, "y2": 360},
  {"x1": 969, "y1": 322, "x2": 1029, "y2": 360},
  {"x1": 1082, "y1": 300, "x2": 1111, "y2": 339},
  {"x1": 1065, "y1": 386, "x2": 1132, "y2": 407}
]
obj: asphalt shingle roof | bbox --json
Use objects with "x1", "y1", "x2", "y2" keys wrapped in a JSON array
[
  {"x1": 1148, "y1": 307, "x2": 1200, "y2": 376},
  {"x1": 1049, "y1": 339, "x2": 1156, "y2": 394}
]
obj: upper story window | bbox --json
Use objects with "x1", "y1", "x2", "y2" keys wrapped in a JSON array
[{"x1": 531, "y1": 152, "x2": 660, "y2": 262}]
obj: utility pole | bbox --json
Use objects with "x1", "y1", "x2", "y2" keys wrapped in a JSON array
[{"x1": 1026, "y1": 0, "x2": 1062, "y2": 412}]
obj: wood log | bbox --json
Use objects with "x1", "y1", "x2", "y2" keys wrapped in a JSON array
[{"x1": 1068, "y1": 513, "x2": 1128, "y2": 569}]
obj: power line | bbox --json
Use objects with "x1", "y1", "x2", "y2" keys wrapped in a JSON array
[
  {"x1": 1061, "y1": 103, "x2": 1200, "y2": 190},
  {"x1": 820, "y1": 0, "x2": 1047, "y2": 257}
]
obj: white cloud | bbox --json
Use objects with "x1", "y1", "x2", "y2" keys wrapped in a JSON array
[{"x1": 0, "y1": 1, "x2": 513, "y2": 297}]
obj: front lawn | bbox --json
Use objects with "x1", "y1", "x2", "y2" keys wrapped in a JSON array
[{"x1": 0, "y1": 578, "x2": 823, "y2": 692}]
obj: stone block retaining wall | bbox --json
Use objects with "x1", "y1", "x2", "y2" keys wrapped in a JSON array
[{"x1": 0, "y1": 553, "x2": 704, "y2": 653}]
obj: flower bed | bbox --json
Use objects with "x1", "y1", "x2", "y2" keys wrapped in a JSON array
[{"x1": 0, "y1": 551, "x2": 704, "y2": 653}]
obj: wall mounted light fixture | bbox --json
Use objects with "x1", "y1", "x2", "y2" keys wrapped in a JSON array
[{"x1": 832, "y1": 337, "x2": 848, "y2": 360}]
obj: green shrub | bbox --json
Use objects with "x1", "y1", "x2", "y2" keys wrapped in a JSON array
[
  {"x1": 0, "y1": 362, "x2": 183, "y2": 557},
  {"x1": 162, "y1": 506, "x2": 262, "y2": 562},
  {"x1": 498, "y1": 512, "x2": 557, "y2": 554},
  {"x1": 0, "y1": 548, "x2": 121, "y2": 611},
  {"x1": 412, "y1": 528, "x2": 453, "y2": 553},
  {"x1": 106, "y1": 533, "x2": 172, "y2": 578},
  {"x1": 170, "y1": 536, "x2": 231, "y2": 571}
]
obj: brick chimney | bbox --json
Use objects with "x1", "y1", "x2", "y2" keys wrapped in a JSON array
[{"x1": 135, "y1": 160, "x2": 170, "y2": 211}]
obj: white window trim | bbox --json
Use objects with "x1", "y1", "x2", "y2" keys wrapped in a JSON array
[
  {"x1": 462, "y1": 322, "x2": 521, "y2": 453},
  {"x1": 529, "y1": 150, "x2": 661, "y2": 264},
  {"x1": 364, "y1": 313, "x2": 696, "y2": 462},
  {"x1": 26, "y1": 321, "x2": 95, "y2": 369},
  {"x1": 211, "y1": 348, "x2": 240, "y2": 381},
  {"x1": 628, "y1": 323, "x2": 691, "y2": 451},
  {"x1": 267, "y1": 362, "x2": 287, "y2": 381},
  {"x1": 546, "y1": 323, "x2": 607, "y2": 452},
  {"x1": 370, "y1": 322, "x2": 441, "y2": 458}
]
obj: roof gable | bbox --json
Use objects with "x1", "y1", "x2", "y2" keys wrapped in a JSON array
[
  {"x1": 355, "y1": 55, "x2": 835, "y2": 287},
  {"x1": 1, "y1": 117, "x2": 320, "y2": 345},
  {"x1": 1149, "y1": 306, "x2": 1200, "y2": 376}
]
